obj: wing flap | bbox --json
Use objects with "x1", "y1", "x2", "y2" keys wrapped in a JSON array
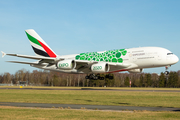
[
  {"x1": 75, "y1": 60, "x2": 98, "y2": 64},
  {"x1": 108, "y1": 63, "x2": 130, "y2": 68}
]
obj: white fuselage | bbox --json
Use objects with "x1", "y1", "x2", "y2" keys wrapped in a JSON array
[
  {"x1": 32, "y1": 47, "x2": 179, "y2": 74},
  {"x1": 121, "y1": 47, "x2": 178, "y2": 68}
]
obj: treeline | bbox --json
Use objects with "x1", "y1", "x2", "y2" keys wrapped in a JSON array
[{"x1": 0, "y1": 69, "x2": 180, "y2": 87}]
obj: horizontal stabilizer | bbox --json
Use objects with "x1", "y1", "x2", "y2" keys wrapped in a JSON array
[
  {"x1": 6, "y1": 53, "x2": 56, "y2": 60},
  {"x1": 3, "y1": 53, "x2": 64, "y2": 61},
  {"x1": 7, "y1": 61, "x2": 40, "y2": 65}
]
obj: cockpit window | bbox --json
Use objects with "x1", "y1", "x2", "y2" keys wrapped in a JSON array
[{"x1": 167, "y1": 53, "x2": 173, "y2": 55}]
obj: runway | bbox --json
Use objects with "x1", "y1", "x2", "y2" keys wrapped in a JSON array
[
  {"x1": 1, "y1": 87, "x2": 180, "y2": 92},
  {"x1": 0, "y1": 102, "x2": 180, "y2": 111}
]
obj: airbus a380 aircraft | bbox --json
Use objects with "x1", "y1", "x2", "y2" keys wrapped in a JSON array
[{"x1": 1, "y1": 29, "x2": 179, "y2": 80}]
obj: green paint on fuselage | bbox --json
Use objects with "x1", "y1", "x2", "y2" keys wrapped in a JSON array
[{"x1": 75, "y1": 49, "x2": 127, "y2": 63}]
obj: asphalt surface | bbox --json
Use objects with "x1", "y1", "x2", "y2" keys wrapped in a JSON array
[
  {"x1": 0, "y1": 102, "x2": 180, "y2": 111},
  {"x1": 0, "y1": 87, "x2": 180, "y2": 92}
]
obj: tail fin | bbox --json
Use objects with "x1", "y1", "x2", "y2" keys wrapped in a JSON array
[{"x1": 25, "y1": 29, "x2": 57, "y2": 58}]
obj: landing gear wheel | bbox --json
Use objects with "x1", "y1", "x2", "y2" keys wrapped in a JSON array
[
  {"x1": 164, "y1": 66, "x2": 170, "y2": 75},
  {"x1": 94, "y1": 76, "x2": 98, "y2": 80},
  {"x1": 105, "y1": 74, "x2": 114, "y2": 79},
  {"x1": 164, "y1": 71, "x2": 169, "y2": 75},
  {"x1": 85, "y1": 76, "x2": 89, "y2": 79},
  {"x1": 85, "y1": 74, "x2": 104, "y2": 80},
  {"x1": 105, "y1": 75, "x2": 109, "y2": 78}
]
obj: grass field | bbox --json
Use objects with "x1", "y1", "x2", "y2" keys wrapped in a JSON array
[
  {"x1": 0, "y1": 87, "x2": 180, "y2": 108},
  {"x1": 0, "y1": 106, "x2": 180, "y2": 120},
  {"x1": 0, "y1": 87, "x2": 180, "y2": 119}
]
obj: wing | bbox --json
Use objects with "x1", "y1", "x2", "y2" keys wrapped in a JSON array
[{"x1": 2, "y1": 51, "x2": 131, "y2": 73}]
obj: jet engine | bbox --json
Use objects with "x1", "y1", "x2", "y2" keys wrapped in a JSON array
[
  {"x1": 91, "y1": 63, "x2": 110, "y2": 73},
  {"x1": 128, "y1": 69, "x2": 143, "y2": 73},
  {"x1": 56, "y1": 60, "x2": 76, "y2": 70}
]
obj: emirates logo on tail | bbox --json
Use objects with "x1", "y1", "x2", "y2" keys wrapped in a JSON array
[{"x1": 25, "y1": 29, "x2": 57, "y2": 58}]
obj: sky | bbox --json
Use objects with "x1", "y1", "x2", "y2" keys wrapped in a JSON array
[{"x1": 0, "y1": 0, "x2": 180, "y2": 74}]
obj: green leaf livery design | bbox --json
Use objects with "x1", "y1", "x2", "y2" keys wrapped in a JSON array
[{"x1": 75, "y1": 49, "x2": 127, "y2": 63}]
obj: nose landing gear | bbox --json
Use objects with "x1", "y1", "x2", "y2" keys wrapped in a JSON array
[{"x1": 164, "y1": 66, "x2": 170, "y2": 75}]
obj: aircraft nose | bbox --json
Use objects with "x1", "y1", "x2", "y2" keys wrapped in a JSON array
[{"x1": 173, "y1": 55, "x2": 179, "y2": 64}]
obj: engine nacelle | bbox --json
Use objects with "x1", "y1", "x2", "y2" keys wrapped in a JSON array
[
  {"x1": 91, "y1": 63, "x2": 110, "y2": 73},
  {"x1": 57, "y1": 60, "x2": 76, "y2": 70},
  {"x1": 128, "y1": 69, "x2": 143, "y2": 73}
]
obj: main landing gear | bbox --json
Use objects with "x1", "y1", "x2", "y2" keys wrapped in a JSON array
[
  {"x1": 164, "y1": 66, "x2": 170, "y2": 75},
  {"x1": 85, "y1": 74, "x2": 114, "y2": 80}
]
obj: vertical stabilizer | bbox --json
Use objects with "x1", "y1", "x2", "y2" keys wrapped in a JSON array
[{"x1": 25, "y1": 29, "x2": 57, "y2": 58}]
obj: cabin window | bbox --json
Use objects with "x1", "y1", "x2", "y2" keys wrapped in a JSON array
[{"x1": 167, "y1": 53, "x2": 173, "y2": 55}]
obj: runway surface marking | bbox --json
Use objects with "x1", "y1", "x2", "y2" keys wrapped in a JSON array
[
  {"x1": 0, "y1": 102, "x2": 179, "y2": 111},
  {"x1": 0, "y1": 87, "x2": 180, "y2": 92}
]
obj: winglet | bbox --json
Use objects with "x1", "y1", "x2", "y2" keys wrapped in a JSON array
[{"x1": 1, "y1": 51, "x2": 6, "y2": 58}]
